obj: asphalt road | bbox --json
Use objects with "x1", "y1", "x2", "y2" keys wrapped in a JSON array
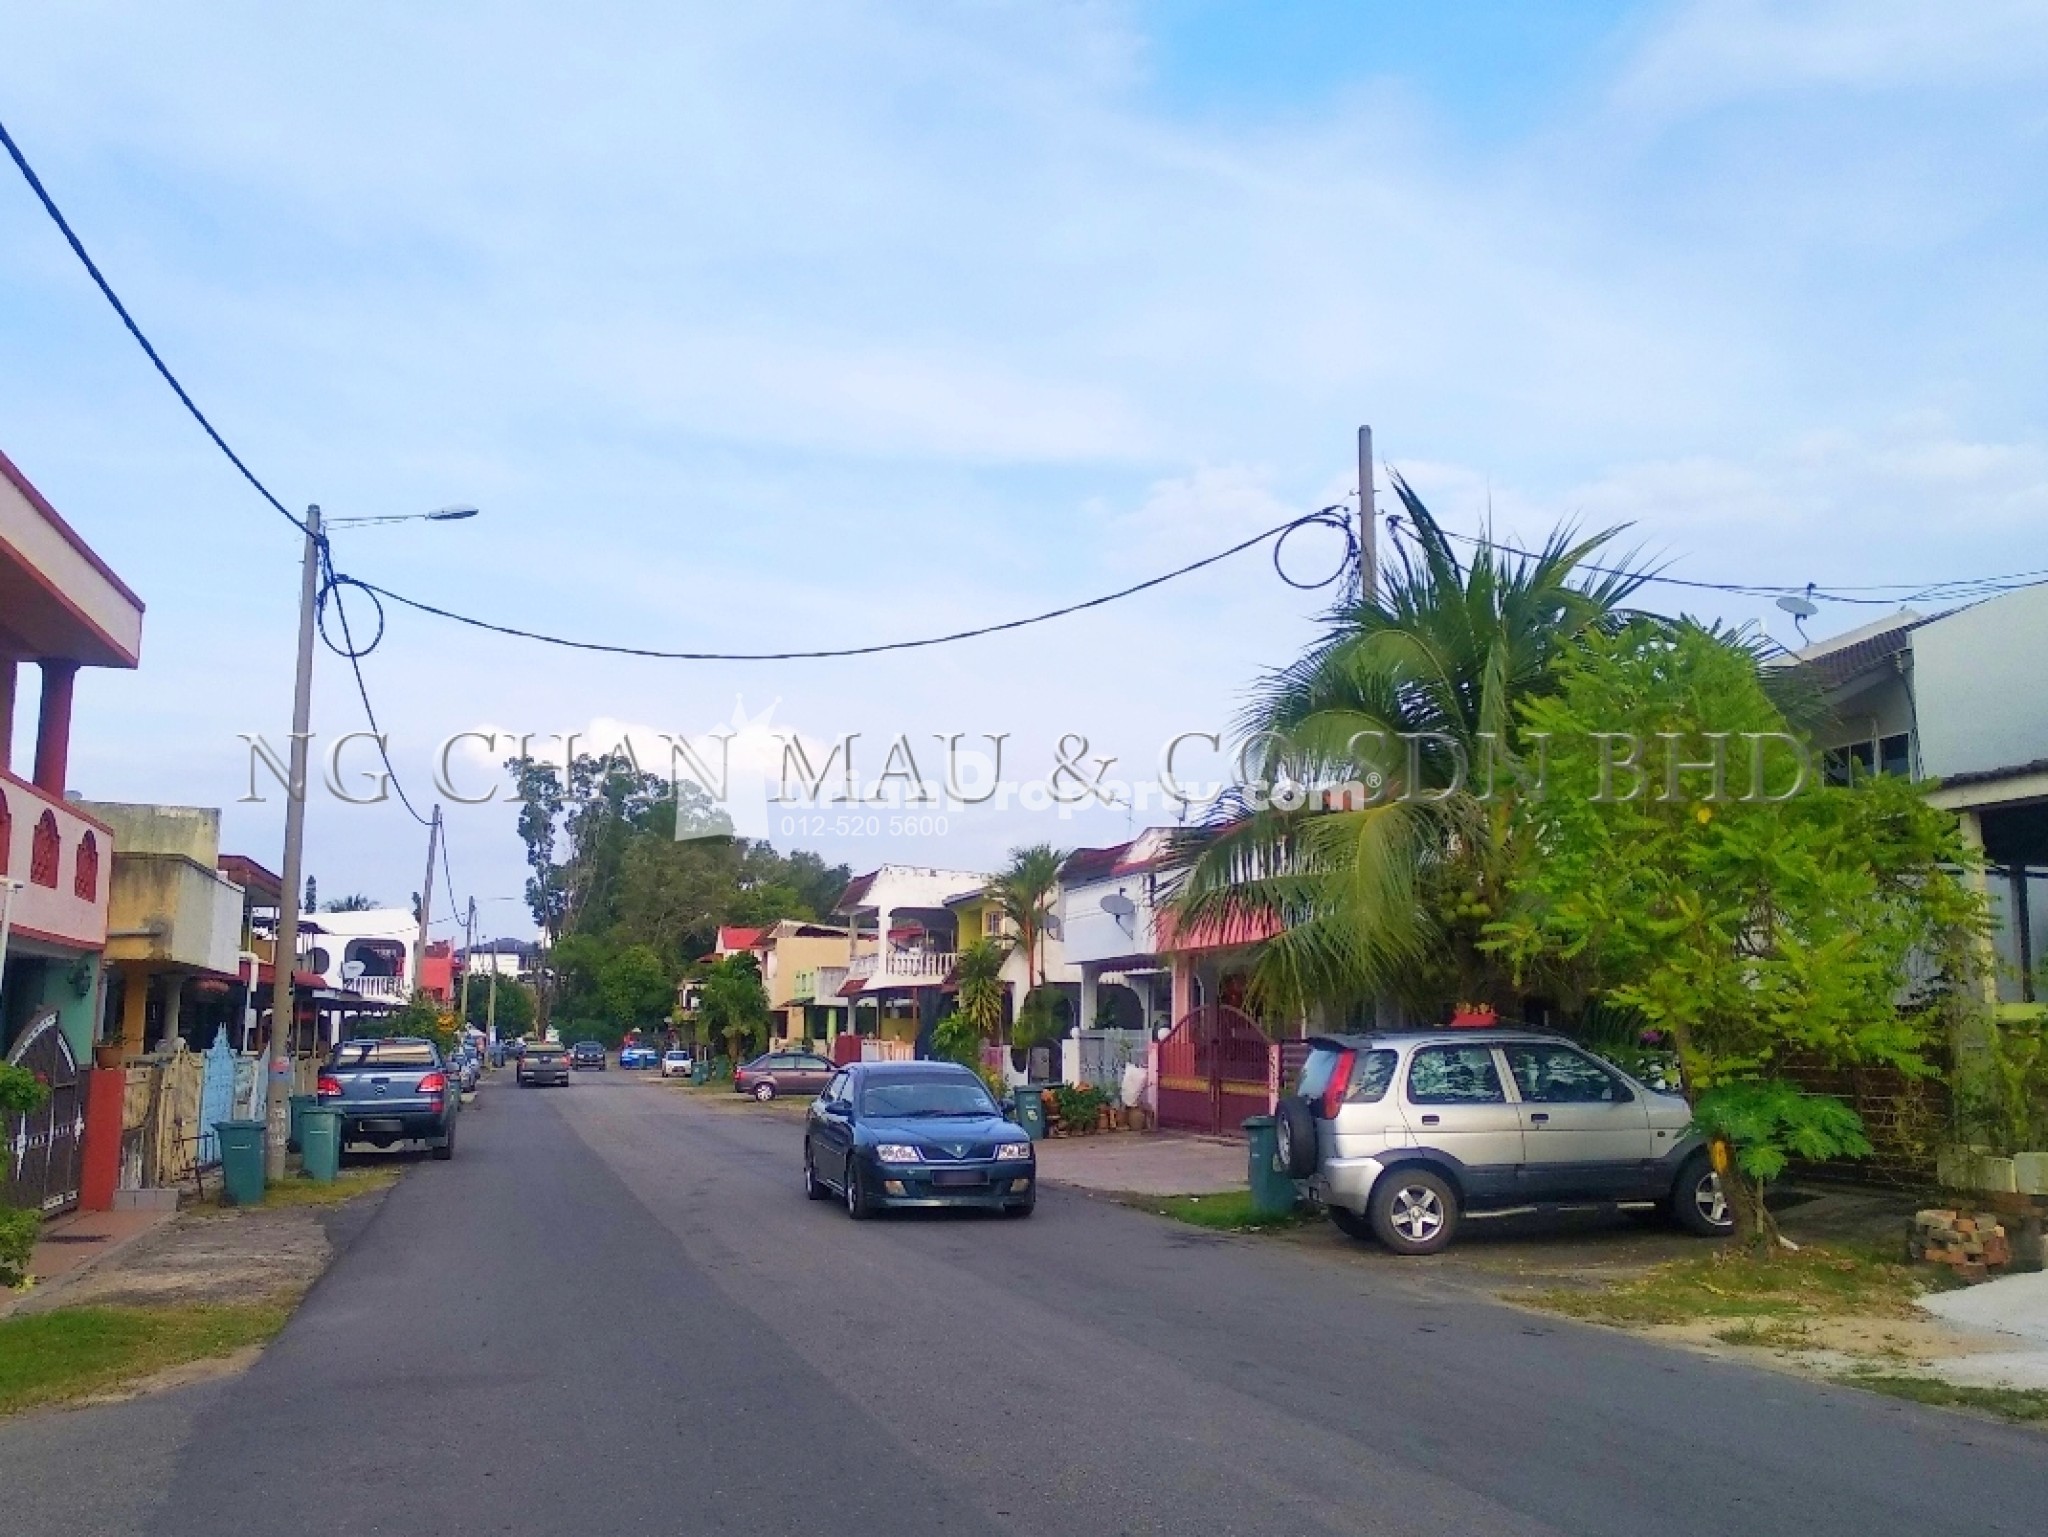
[{"x1": 9, "y1": 1070, "x2": 2047, "y2": 1536}]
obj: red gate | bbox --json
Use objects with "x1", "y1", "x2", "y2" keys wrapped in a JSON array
[
  {"x1": 4, "y1": 1009, "x2": 84, "y2": 1215},
  {"x1": 1155, "y1": 1004, "x2": 1273, "y2": 1135}
]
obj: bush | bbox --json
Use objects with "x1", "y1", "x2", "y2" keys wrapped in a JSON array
[
  {"x1": 931, "y1": 1012, "x2": 984, "y2": 1070},
  {"x1": 0, "y1": 1207, "x2": 38, "y2": 1289},
  {"x1": 1050, "y1": 1083, "x2": 1107, "y2": 1133}
]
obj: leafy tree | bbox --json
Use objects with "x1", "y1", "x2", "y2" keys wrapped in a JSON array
[
  {"x1": 698, "y1": 953, "x2": 771, "y2": 1063},
  {"x1": 598, "y1": 944, "x2": 674, "y2": 1028},
  {"x1": 953, "y1": 938, "x2": 1010, "y2": 1043},
  {"x1": 1168, "y1": 478, "x2": 1651, "y2": 1023},
  {"x1": 353, "y1": 992, "x2": 459, "y2": 1055},
  {"x1": 461, "y1": 974, "x2": 536, "y2": 1037},
  {"x1": 1491, "y1": 621, "x2": 1985, "y2": 1247},
  {"x1": 323, "y1": 893, "x2": 377, "y2": 913},
  {"x1": 931, "y1": 1011, "x2": 983, "y2": 1070},
  {"x1": 993, "y1": 845, "x2": 1064, "y2": 999}
]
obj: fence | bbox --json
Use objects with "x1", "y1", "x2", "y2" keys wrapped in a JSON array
[
  {"x1": 117, "y1": 1033, "x2": 323, "y2": 1192},
  {"x1": 1069, "y1": 1028, "x2": 1149, "y2": 1093}
]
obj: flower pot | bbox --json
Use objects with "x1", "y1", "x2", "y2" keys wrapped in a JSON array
[{"x1": 92, "y1": 1044, "x2": 124, "y2": 1070}]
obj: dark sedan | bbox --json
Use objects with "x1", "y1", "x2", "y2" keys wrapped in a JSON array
[
  {"x1": 570, "y1": 1041, "x2": 607, "y2": 1071},
  {"x1": 804, "y1": 1061, "x2": 1035, "y2": 1218}
]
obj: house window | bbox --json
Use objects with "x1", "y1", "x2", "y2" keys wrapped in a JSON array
[
  {"x1": 74, "y1": 831, "x2": 98, "y2": 901},
  {"x1": 29, "y1": 811, "x2": 60, "y2": 888},
  {"x1": 983, "y1": 908, "x2": 1005, "y2": 938},
  {"x1": 1879, "y1": 733, "x2": 1911, "y2": 779},
  {"x1": 1823, "y1": 734, "x2": 1913, "y2": 785}
]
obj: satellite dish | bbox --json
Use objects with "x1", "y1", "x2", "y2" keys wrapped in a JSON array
[
  {"x1": 1776, "y1": 585, "x2": 1819, "y2": 643},
  {"x1": 1101, "y1": 891, "x2": 1137, "y2": 933},
  {"x1": 1042, "y1": 912, "x2": 1063, "y2": 940},
  {"x1": 341, "y1": 960, "x2": 366, "y2": 982}
]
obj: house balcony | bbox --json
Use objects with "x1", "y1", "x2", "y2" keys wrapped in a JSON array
[
  {"x1": 0, "y1": 770, "x2": 111, "y2": 954},
  {"x1": 100, "y1": 852, "x2": 245, "y2": 977},
  {"x1": 347, "y1": 974, "x2": 410, "y2": 1001},
  {"x1": 847, "y1": 948, "x2": 956, "y2": 989}
]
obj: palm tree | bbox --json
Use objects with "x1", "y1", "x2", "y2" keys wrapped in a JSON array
[
  {"x1": 1169, "y1": 475, "x2": 1652, "y2": 1023},
  {"x1": 952, "y1": 937, "x2": 1010, "y2": 1043},
  {"x1": 992, "y1": 845, "x2": 1063, "y2": 994},
  {"x1": 323, "y1": 893, "x2": 378, "y2": 913}
]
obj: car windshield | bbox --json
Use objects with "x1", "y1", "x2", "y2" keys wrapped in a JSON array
[{"x1": 860, "y1": 1077, "x2": 997, "y2": 1118}]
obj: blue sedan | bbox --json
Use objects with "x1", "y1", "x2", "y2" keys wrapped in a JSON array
[
  {"x1": 619, "y1": 1045, "x2": 660, "y2": 1070},
  {"x1": 804, "y1": 1061, "x2": 1035, "y2": 1219}
]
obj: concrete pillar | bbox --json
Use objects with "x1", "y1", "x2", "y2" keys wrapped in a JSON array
[
  {"x1": 1954, "y1": 810, "x2": 1999, "y2": 1074},
  {"x1": 118, "y1": 964, "x2": 151, "y2": 1056},
  {"x1": 1078, "y1": 963, "x2": 1099, "y2": 1034},
  {"x1": 79, "y1": 1067, "x2": 125, "y2": 1211},
  {"x1": 33, "y1": 659, "x2": 77, "y2": 795},
  {"x1": 0, "y1": 657, "x2": 15, "y2": 774},
  {"x1": 161, "y1": 973, "x2": 186, "y2": 1050}
]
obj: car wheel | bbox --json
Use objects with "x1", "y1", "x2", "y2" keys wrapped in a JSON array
[
  {"x1": 1672, "y1": 1151, "x2": 1735, "y2": 1237},
  {"x1": 1275, "y1": 1098, "x2": 1319, "y2": 1178},
  {"x1": 1327, "y1": 1205, "x2": 1373, "y2": 1242},
  {"x1": 804, "y1": 1143, "x2": 831, "y2": 1201},
  {"x1": 843, "y1": 1154, "x2": 871, "y2": 1219},
  {"x1": 753, "y1": 1081, "x2": 777, "y2": 1102},
  {"x1": 1368, "y1": 1168, "x2": 1458, "y2": 1255}
]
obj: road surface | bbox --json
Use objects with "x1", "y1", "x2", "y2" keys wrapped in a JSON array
[{"x1": 7, "y1": 1071, "x2": 2045, "y2": 1536}]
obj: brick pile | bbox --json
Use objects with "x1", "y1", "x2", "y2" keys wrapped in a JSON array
[{"x1": 1910, "y1": 1209, "x2": 2012, "y2": 1281}]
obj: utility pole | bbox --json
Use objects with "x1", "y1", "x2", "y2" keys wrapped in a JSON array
[
  {"x1": 1357, "y1": 425, "x2": 1378, "y2": 606},
  {"x1": 411, "y1": 804, "x2": 443, "y2": 1000},
  {"x1": 485, "y1": 951, "x2": 500, "y2": 1047},
  {"x1": 266, "y1": 504, "x2": 323, "y2": 1179},
  {"x1": 459, "y1": 896, "x2": 476, "y2": 1032}
]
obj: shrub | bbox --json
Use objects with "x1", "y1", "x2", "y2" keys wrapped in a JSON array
[
  {"x1": 1051, "y1": 1083, "x2": 1107, "y2": 1133},
  {"x1": 0, "y1": 1063, "x2": 49, "y2": 1288}
]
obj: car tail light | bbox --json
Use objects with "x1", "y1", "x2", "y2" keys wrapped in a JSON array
[
  {"x1": 316, "y1": 1075, "x2": 343, "y2": 1099},
  {"x1": 1320, "y1": 1051, "x2": 1356, "y2": 1120},
  {"x1": 417, "y1": 1071, "x2": 448, "y2": 1097}
]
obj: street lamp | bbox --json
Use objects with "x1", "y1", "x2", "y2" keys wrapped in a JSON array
[{"x1": 264, "y1": 503, "x2": 478, "y2": 1178}]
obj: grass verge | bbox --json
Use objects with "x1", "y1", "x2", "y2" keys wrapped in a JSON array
[
  {"x1": 1844, "y1": 1373, "x2": 2048, "y2": 1425},
  {"x1": 1529, "y1": 1246, "x2": 1924, "y2": 1328},
  {"x1": 189, "y1": 1165, "x2": 400, "y2": 1215},
  {"x1": 0, "y1": 1300, "x2": 291, "y2": 1418},
  {"x1": 1128, "y1": 1189, "x2": 1301, "y2": 1232}
]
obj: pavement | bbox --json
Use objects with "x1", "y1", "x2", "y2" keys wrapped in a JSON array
[
  {"x1": 6, "y1": 1071, "x2": 2047, "y2": 1537},
  {"x1": 2, "y1": 1207, "x2": 178, "y2": 1316},
  {"x1": 1921, "y1": 1270, "x2": 2048, "y2": 1389},
  {"x1": 1033, "y1": 1128, "x2": 1248, "y2": 1195}
]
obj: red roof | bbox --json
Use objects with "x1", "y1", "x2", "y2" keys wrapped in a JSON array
[
  {"x1": 1153, "y1": 905, "x2": 1281, "y2": 954},
  {"x1": 833, "y1": 870, "x2": 880, "y2": 913},
  {"x1": 717, "y1": 926, "x2": 768, "y2": 953}
]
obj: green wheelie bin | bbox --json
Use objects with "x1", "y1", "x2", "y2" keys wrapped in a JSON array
[
  {"x1": 286, "y1": 1093, "x2": 316, "y2": 1152},
  {"x1": 213, "y1": 1119, "x2": 267, "y2": 1206},
  {"x1": 1242, "y1": 1115, "x2": 1296, "y2": 1218},
  {"x1": 299, "y1": 1107, "x2": 342, "y2": 1183}
]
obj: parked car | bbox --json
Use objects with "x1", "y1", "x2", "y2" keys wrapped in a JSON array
[
  {"x1": 447, "y1": 1047, "x2": 482, "y2": 1092},
  {"x1": 1277, "y1": 1030, "x2": 1731, "y2": 1255},
  {"x1": 804, "y1": 1061, "x2": 1035, "y2": 1218},
  {"x1": 733, "y1": 1050, "x2": 835, "y2": 1101},
  {"x1": 619, "y1": 1044, "x2": 660, "y2": 1071},
  {"x1": 660, "y1": 1048, "x2": 695, "y2": 1079},
  {"x1": 518, "y1": 1043, "x2": 569, "y2": 1087},
  {"x1": 318, "y1": 1036, "x2": 459, "y2": 1160},
  {"x1": 570, "y1": 1041, "x2": 607, "y2": 1071}
]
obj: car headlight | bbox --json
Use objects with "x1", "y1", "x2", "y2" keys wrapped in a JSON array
[
  {"x1": 873, "y1": 1144, "x2": 924, "y2": 1164},
  {"x1": 994, "y1": 1142, "x2": 1032, "y2": 1162}
]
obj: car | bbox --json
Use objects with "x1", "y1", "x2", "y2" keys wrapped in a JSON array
[
  {"x1": 517, "y1": 1044, "x2": 570, "y2": 1086},
  {"x1": 448, "y1": 1048, "x2": 482, "y2": 1092},
  {"x1": 619, "y1": 1044, "x2": 660, "y2": 1071},
  {"x1": 1276, "y1": 1029, "x2": 1733, "y2": 1256},
  {"x1": 733, "y1": 1049, "x2": 835, "y2": 1101},
  {"x1": 660, "y1": 1048, "x2": 695, "y2": 1079},
  {"x1": 318, "y1": 1036, "x2": 460, "y2": 1159},
  {"x1": 804, "y1": 1061, "x2": 1035, "y2": 1218},
  {"x1": 570, "y1": 1041, "x2": 607, "y2": 1071}
]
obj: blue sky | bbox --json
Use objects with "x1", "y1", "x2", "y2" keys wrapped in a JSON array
[{"x1": 1, "y1": 1, "x2": 2043, "y2": 937}]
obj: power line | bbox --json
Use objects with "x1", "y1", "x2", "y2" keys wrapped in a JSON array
[
  {"x1": 0, "y1": 113, "x2": 309, "y2": 538},
  {"x1": 317, "y1": 543, "x2": 436, "y2": 826}
]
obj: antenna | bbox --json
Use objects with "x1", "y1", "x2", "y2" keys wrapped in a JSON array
[{"x1": 1776, "y1": 583, "x2": 1819, "y2": 644}]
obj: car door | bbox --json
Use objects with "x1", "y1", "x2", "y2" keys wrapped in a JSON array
[
  {"x1": 810, "y1": 1071, "x2": 855, "y2": 1171},
  {"x1": 1501, "y1": 1042, "x2": 1655, "y2": 1199},
  {"x1": 792, "y1": 1055, "x2": 836, "y2": 1095},
  {"x1": 1398, "y1": 1044, "x2": 1526, "y2": 1203}
]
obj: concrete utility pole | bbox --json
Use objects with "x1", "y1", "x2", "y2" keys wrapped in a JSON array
[
  {"x1": 459, "y1": 896, "x2": 476, "y2": 1031},
  {"x1": 412, "y1": 804, "x2": 443, "y2": 1000},
  {"x1": 1357, "y1": 425, "x2": 1378, "y2": 606},
  {"x1": 266, "y1": 504, "x2": 323, "y2": 1179},
  {"x1": 485, "y1": 951, "x2": 500, "y2": 1046}
]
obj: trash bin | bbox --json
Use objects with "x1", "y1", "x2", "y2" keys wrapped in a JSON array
[
  {"x1": 692, "y1": 1060, "x2": 709, "y2": 1086},
  {"x1": 213, "y1": 1119, "x2": 267, "y2": 1207},
  {"x1": 286, "y1": 1093, "x2": 316, "y2": 1152},
  {"x1": 1012, "y1": 1086, "x2": 1048, "y2": 1142},
  {"x1": 299, "y1": 1107, "x2": 342, "y2": 1183},
  {"x1": 1242, "y1": 1115, "x2": 1295, "y2": 1217}
]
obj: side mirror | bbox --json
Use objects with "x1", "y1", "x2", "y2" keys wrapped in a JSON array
[
  {"x1": 822, "y1": 1099, "x2": 850, "y2": 1118},
  {"x1": 1000, "y1": 1097, "x2": 1017, "y2": 1119}
]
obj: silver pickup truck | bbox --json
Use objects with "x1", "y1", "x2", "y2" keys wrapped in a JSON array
[{"x1": 317, "y1": 1036, "x2": 459, "y2": 1160}]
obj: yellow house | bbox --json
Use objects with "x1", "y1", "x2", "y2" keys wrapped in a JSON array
[{"x1": 759, "y1": 920, "x2": 854, "y2": 1046}]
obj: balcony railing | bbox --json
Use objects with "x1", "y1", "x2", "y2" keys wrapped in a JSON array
[
  {"x1": 347, "y1": 975, "x2": 409, "y2": 1000},
  {"x1": 844, "y1": 950, "x2": 956, "y2": 987}
]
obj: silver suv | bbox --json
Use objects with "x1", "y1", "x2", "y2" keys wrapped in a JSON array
[{"x1": 1275, "y1": 1030, "x2": 1732, "y2": 1254}]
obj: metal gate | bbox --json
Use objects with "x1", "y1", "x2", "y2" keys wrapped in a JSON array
[
  {"x1": 1155, "y1": 1004, "x2": 1272, "y2": 1135},
  {"x1": 4, "y1": 1009, "x2": 84, "y2": 1215}
]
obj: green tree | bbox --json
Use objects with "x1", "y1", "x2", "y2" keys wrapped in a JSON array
[
  {"x1": 1491, "y1": 621, "x2": 1985, "y2": 1247},
  {"x1": 0, "y1": 1063, "x2": 50, "y2": 1286},
  {"x1": 598, "y1": 944, "x2": 674, "y2": 1029},
  {"x1": 461, "y1": 974, "x2": 536, "y2": 1037},
  {"x1": 354, "y1": 992, "x2": 459, "y2": 1055},
  {"x1": 323, "y1": 893, "x2": 377, "y2": 913},
  {"x1": 953, "y1": 937, "x2": 1010, "y2": 1044},
  {"x1": 1168, "y1": 479, "x2": 1651, "y2": 1024},
  {"x1": 698, "y1": 953, "x2": 771, "y2": 1063},
  {"x1": 993, "y1": 845, "x2": 1064, "y2": 1001}
]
